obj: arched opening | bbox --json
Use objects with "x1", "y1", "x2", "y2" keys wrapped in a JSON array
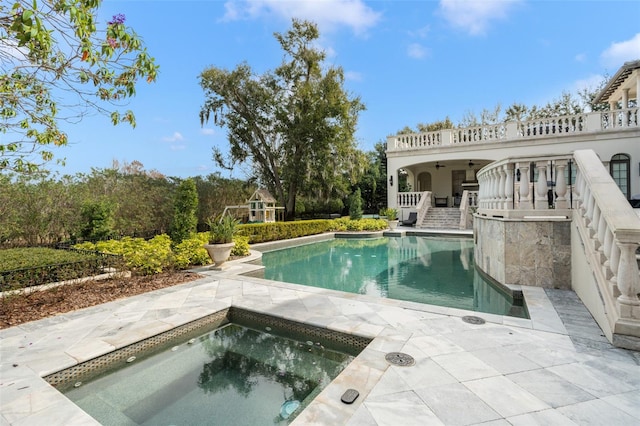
[
  {"x1": 417, "y1": 172, "x2": 432, "y2": 192},
  {"x1": 610, "y1": 153, "x2": 630, "y2": 199}
]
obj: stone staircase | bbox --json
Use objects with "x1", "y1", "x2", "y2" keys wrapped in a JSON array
[{"x1": 418, "y1": 207, "x2": 461, "y2": 229}]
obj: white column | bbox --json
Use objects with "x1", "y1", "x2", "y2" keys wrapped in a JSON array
[
  {"x1": 490, "y1": 169, "x2": 498, "y2": 209},
  {"x1": 555, "y1": 161, "x2": 568, "y2": 209},
  {"x1": 518, "y1": 163, "x2": 531, "y2": 209},
  {"x1": 622, "y1": 89, "x2": 630, "y2": 126},
  {"x1": 534, "y1": 162, "x2": 548, "y2": 210},
  {"x1": 616, "y1": 241, "x2": 640, "y2": 317},
  {"x1": 498, "y1": 166, "x2": 506, "y2": 210},
  {"x1": 505, "y1": 163, "x2": 514, "y2": 210}
]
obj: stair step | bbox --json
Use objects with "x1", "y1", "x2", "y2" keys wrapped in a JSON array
[{"x1": 417, "y1": 208, "x2": 462, "y2": 230}]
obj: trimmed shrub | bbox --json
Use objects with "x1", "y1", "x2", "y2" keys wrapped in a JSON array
[
  {"x1": 349, "y1": 188, "x2": 363, "y2": 220},
  {"x1": 77, "y1": 235, "x2": 174, "y2": 275},
  {"x1": 173, "y1": 233, "x2": 209, "y2": 269},
  {"x1": 237, "y1": 220, "x2": 334, "y2": 243},
  {"x1": 170, "y1": 178, "x2": 199, "y2": 244},
  {"x1": 231, "y1": 235, "x2": 250, "y2": 257}
]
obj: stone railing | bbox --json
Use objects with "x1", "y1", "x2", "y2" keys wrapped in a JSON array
[
  {"x1": 573, "y1": 149, "x2": 640, "y2": 347},
  {"x1": 397, "y1": 191, "x2": 424, "y2": 208},
  {"x1": 459, "y1": 190, "x2": 478, "y2": 229},
  {"x1": 415, "y1": 191, "x2": 432, "y2": 228},
  {"x1": 476, "y1": 154, "x2": 575, "y2": 218},
  {"x1": 387, "y1": 108, "x2": 638, "y2": 152}
]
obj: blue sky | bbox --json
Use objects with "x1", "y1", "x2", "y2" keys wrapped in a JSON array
[{"x1": 52, "y1": 0, "x2": 640, "y2": 179}]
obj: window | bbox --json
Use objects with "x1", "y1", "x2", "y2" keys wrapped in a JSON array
[{"x1": 610, "y1": 154, "x2": 630, "y2": 199}]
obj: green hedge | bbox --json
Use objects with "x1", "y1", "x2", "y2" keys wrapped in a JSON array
[
  {"x1": 0, "y1": 247, "x2": 120, "y2": 291},
  {"x1": 237, "y1": 220, "x2": 334, "y2": 243},
  {"x1": 68, "y1": 219, "x2": 388, "y2": 276}
]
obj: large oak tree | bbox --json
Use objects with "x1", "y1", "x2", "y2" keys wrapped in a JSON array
[{"x1": 199, "y1": 19, "x2": 364, "y2": 220}]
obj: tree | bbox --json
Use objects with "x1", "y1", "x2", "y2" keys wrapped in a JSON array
[
  {"x1": 199, "y1": 19, "x2": 364, "y2": 220},
  {"x1": 80, "y1": 200, "x2": 115, "y2": 241},
  {"x1": 1, "y1": 1, "x2": 159, "y2": 174},
  {"x1": 348, "y1": 188, "x2": 363, "y2": 220},
  {"x1": 170, "y1": 178, "x2": 198, "y2": 244},
  {"x1": 356, "y1": 141, "x2": 386, "y2": 214},
  {"x1": 417, "y1": 117, "x2": 454, "y2": 132}
]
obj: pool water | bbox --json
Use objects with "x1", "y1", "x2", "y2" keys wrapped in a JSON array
[
  {"x1": 63, "y1": 323, "x2": 355, "y2": 425},
  {"x1": 258, "y1": 236, "x2": 527, "y2": 318}
]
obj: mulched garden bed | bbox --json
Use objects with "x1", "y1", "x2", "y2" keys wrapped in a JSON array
[{"x1": 0, "y1": 271, "x2": 201, "y2": 329}]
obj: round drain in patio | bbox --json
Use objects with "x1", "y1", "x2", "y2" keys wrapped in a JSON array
[
  {"x1": 385, "y1": 352, "x2": 415, "y2": 367},
  {"x1": 462, "y1": 315, "x2": 486, "y2": 325}
]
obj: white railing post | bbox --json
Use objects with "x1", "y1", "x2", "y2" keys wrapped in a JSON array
[
  {"x1": 555, "y1": 161, "x2": 568, "y2": 209},
  {"x1": 616, "y1": 241, "x2": 640, "y2": 317},
  {"x1": 535, "y1": 162, "x2": 549, "y2": 210},
  {"x1": 505, "y1": 163, "x2": 514, "y2": 210},
  {"x1": 498, "y1": 166, "x2": 507, "y2": 210},
  {"x1": 518, "y1": 162, "x2": 531, "y2": 209}
]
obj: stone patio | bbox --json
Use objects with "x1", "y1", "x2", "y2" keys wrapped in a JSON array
[{"x1": 2, "y1": 253, "x2": 639, "y2": 425}]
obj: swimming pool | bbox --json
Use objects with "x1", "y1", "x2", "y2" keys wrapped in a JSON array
[
  {"x1": 254, "y1": 236, "x2": 527, "y2": 318},
  {"x1": 58, "y1": 310, "x2": 362, "y2": 425}
]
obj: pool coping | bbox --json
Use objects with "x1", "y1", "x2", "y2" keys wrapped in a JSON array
[{"x1": 1, "y1": 235, "x2": 569, "y2": 425}]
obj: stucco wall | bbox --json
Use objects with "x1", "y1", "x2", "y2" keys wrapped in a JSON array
[{"x1": 474, "y1": 216, "x2": 572, "y2": 289}]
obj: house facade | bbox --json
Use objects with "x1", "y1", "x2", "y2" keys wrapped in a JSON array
[
  {"x1": 384, "y1": 60, "x2": 640, "y2": 349},
  {"x1": 386, "y1": 60, "x2": 640, "y2": 223}
]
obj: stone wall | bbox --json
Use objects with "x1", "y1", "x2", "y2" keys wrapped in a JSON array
[{"x1": 474, "y1": 216, "x2": 571, "y2": 289}]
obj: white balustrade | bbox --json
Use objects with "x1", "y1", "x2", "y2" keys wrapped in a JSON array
[
  {"x1": 476, "y1": 154, "x2": 575, "y2": 217},
  {"x1": 397, "y1": 192, "x2": 424, "y2": 208},
  {"x1": 573, "y1": 149, "x2": 640, "y2": 323},
  {"x1": 387, "y1": 109, "x2": 639, "y2": 153}
]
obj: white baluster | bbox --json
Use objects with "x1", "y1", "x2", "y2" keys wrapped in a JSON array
[
  {"x1": 518, "y1": 163, "x2": 531, "y2": 209},
  {"x1": 591, "y1": 205, "x2": 601, "y2": 245},
  {"x1": 597, "y1": 213, "x2": 607, "y2": 255},
  {"x1": 555, "y1": 161, "x2": 568, "y2": 209},
  {"x1": 535, "y1": 162, "x2": 548, "y2": 210},
  {"x1": 584, "y1": 186, "x2": 594, "y2": 226},
  {"x1": 498, "y1": 166, "x2": 506, "y2": 210},
  {"x1": 616, "y1": 241, "x2": 640, "y2": 317},
  {"x1": 505, "y1": 163, "x2": 514, "y2": 210},
  {"x1": 603, "y1": 226, "x2": 614, "y2": 279}
]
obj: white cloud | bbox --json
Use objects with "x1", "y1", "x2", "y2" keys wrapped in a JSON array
[
  {"x1": 162, "y1": 132, "x2": 184, "y2": 142},
  {"x1": 201, "y1": 128, "x2": 215, "y2": 136},
  {"x1": 575, "y1": 53, "x2": 587, "y2": 63},
  {"x1": 409, "y1": 25, "x2": 431, "y2": 39},
  {"x1": 600, "y1": 33, "x2": 640, "y2": 68},
  {"x1": 344, "y1": 70, "x2": 363, "y2": 82},
  {"x1": 573, "y1": 74, "x2": 605, "y2": 93},
  {"x1": 438, "y1": 0, "x2": 521, "y2": 36},
  {"x1": 407, "y1": 43, "x2": 429, "y2": 59},
  {"x1": 222, "y1": 0, "x2": 381, "y2": 35}
]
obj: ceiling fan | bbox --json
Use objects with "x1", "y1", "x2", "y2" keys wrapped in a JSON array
[{"x1": 435, "y1": 162, "x2": 446, "y2": 169}]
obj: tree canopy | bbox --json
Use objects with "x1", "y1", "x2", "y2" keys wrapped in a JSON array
[
  {"x1": 1, "y1": 1, "x2": 158, "y2": 174},
  {"x1": 199, "y1": 19, "x2": 365, "y2": 220}
]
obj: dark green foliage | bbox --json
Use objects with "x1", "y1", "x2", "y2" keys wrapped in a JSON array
[
  {"x1": 349, "y1": 188, "x2": 363, "y2": 220},
  {"x1": 0, "y1": 247, "x2": 121, "y2": 291},
  {"x1": 236, "y1": 220, "x2": 335, "y2": 243},
  {"x1": 199, "y1": 19, "x2": 364, "y2": 220},
  {"x1": 355, "y1": 141, "x2": 386, "y2": 214},
  {"x1": 80, "y1": 201, "x2": 115, "y2": 241},
  {"x1": 193, "y1": 174, "x2": 255, "y2": 225},
  {"x1": 170, "y1": 178, "x2": 199, "y2": 244},
  {"x1": 207, "y1": 215, "x2": 238, "y2": 244}
]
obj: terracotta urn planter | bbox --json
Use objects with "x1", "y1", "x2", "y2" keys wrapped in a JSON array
[{"x1": 204, "y1": 242, "x2": 235, "y2": 270}]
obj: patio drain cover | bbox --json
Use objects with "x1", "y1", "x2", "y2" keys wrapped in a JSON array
[
  {"x1": 462, "y1": 315, "x2": 486, "y2": 325},
  {"x1": 385, "y1": 352, "x2": 415, "y2": 367}
]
